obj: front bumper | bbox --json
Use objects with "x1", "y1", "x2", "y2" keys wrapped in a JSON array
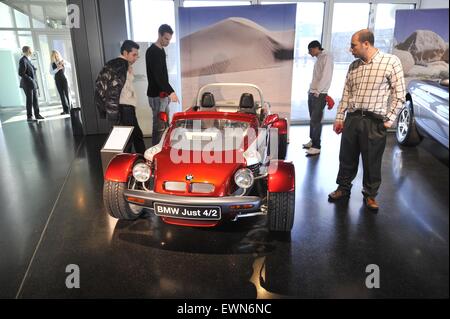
[{"x1": 123, "y1": 189, "x2": 263, "y2": 218}]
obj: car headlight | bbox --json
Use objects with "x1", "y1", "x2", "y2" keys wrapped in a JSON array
[
  {"x1": 234, "y1": 168, "x2": 254, "y2": 189},
  {"x1": 132, "y1": 163, "x2": 151, "y2": 182}
]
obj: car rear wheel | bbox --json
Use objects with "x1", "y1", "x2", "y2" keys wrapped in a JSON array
[
  {"x1": 103, "y1": 180, "x2": 143, "y2": 220},
  {"x1": 396, "y1": 101, "x2": 421, "y2": 146},
  {"x1": 267, "y1": 191, "x2": 295, "y2": 232},
  {"x1": 278, "y1": 134, "x2": 287, "y2": 160}
]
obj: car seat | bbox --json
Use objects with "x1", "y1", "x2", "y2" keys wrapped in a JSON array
[
  {"x1": 239, "y1": 93, "x2": 255, "y2": 114},
  {"x1": 201, "y1": 92, "x2": 215, "y2": 108}
]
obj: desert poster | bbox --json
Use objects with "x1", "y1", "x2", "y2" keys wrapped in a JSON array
[
  {"x1": 178, "y1": 4, "x2": 296, "y2": 122},
  {"x1": 393, "y1": 8, "x2": 449, "y2": 84}
]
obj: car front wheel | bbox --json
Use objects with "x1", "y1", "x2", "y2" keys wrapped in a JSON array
[
  {"x1": 103, "y1": 180, "x2": 143, "y2": 220},
  {"x1": 396, "y1": 100, "x2": 421, "y2": 146},
  {"x1": 267, "y1": 191, "x2": 295, "y2": 232}
]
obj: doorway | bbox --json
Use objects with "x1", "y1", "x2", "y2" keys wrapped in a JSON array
[{"x1": 34, "y1": 31, "x2": 80, "y2": 107}]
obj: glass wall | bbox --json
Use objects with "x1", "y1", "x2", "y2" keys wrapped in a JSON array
[
  {"x1": 0, "y1": 0, "x2": 79, "y2": 108},
  {"x1": 129, "y1": 0, "x2": 179, "y2": 97},
  {"x1": 373, "y1": 3, "x2": 416, "y2": 53},
  {"x1": 127, "y1": 0, "x2": 419, "y2": 123},
  {"x1": 326, "y1": 2, "x2": 416, "y2": 122},
  {"x1": 129, "y1": 0, "x2": 254, "y2": 104},
  {"x1": 263, "y1": 2, "x2": 325, "y2": 123},
  {"x1": 326, "y1": 3, "x2": 371, "y2": 121},
  {"x1": 0, "y1": 2, "x2": 15, "y2": 28},
  {"x1": 261, "y1": 1, "x2": 325, "y2": 122},
  {"x1": 184, "y1": 1, "x2": 251, "y2": 6}
]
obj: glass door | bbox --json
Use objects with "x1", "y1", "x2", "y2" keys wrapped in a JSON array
[
  {"x1": 35, "y1": 32, "x2": 80, "y2": 107},
  {"x1": 327, "y1": 3, "x2": 371, "y2": 121},
  {"x1": 262, "y1": 2, "x2": 325, "y2": 123},
  {"x1": 290, "y1": 2, "x2": 325, "y2": 123}
]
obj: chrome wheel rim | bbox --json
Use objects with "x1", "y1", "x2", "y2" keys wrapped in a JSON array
[
  {"x1": 127, "y1": 176, "x2": 144, "y2": 215},
  {"x1": 397, "y1": 106, "x2": 410, "y2": 142}
]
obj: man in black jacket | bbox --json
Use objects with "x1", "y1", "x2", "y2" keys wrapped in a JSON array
[
  {"x1": 146, "y1": 24, "x2": 178, "y2": 145},
  {"x1": 95, "y1": 40, "x2": 146, "y2": 154},
  {"x1": 18, "y1": 46, "x2": 44, "y2": 121}
]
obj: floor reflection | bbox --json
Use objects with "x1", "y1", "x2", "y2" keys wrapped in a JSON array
[
  {"x1": 0, "y1": 121, "x2": 447, "y2": 298},
  {"x1": 112, "y1": 214, "x2": 276, "y2": 255}
]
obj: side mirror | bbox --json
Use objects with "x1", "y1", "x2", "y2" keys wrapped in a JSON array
[{"x1": 262, "y1": 114, "x2": 279, "y2": 127}]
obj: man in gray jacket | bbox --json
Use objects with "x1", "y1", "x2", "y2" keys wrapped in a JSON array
[{"x1": 303, "y1": 40, "x2": 334, "y2": 156}]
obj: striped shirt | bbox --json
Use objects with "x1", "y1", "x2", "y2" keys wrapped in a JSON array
[{"x1": 336, "y1": 50, "x2": 406, "y2": 122}]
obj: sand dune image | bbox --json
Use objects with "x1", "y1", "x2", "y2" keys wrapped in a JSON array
[
  {"x1": 180, "y1": 17, "x2": 294, "y2": 78},
  {"x1": 180, "y1": 9, "x2": 296, "y2": 128}
]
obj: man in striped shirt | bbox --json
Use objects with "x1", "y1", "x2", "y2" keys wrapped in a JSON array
[{"x1": 328, "y1": 29, "x2": 406, "y2": 211}]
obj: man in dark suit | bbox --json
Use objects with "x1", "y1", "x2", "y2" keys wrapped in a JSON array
[{"x1": 18, "y1": 46, "x2": 44, "y2": 121}]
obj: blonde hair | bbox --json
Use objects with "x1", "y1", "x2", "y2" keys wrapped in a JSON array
[{"x1": 50, "y1": 50, "x2": 62, "y2": 63}]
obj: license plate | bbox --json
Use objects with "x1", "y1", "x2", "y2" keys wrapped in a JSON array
[{"x1": 153, "y1": 203, "x2": 221, "y2": 220}]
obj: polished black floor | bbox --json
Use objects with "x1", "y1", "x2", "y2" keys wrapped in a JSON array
[{"x1": 0, "y1": 110, "x2": 448, "y2": 298}]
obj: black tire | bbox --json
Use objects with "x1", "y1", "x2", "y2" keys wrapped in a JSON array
[
  {"x1": 103, "y1": 180, "x2": 143, "y2": 220},
  {"x1": 396, "y1": 100, "x2": 422, "y2": 146},
  {"x1": 278, "y1": 134, "x2": 287, "y2": 160},
  {"x1": 267, "y1": 191, "x2": 295, "y2": 232}
]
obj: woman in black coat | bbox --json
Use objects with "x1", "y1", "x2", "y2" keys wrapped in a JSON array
[{"x1": 50, "y1": 50, "x2": 71, "y2": 115}]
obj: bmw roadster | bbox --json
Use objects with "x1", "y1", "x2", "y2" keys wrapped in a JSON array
[{"x1": 103, "y1": 83, "x2": 295, "y2": 232}]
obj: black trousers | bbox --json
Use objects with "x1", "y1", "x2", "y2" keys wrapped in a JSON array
[
  {"x1": 55, "y1": 76, "x2": 70, "y2": 113},
  {"x1": 22, "y1": 87, "x2": 40, "y2": 118},
  {"x1": 336, "y1": 113, "x2": 387, "y2": 197},
  {"x1": 308, "y1": 93, "x2": 327, "y2": 149},
  {"x1": 119, "y1": 104, "x2": 146, "y2": 154}
]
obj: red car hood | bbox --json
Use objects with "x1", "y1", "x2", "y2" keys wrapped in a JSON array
[{"x1": 153, "y1": 149, "x2": 244, "y2": 196}]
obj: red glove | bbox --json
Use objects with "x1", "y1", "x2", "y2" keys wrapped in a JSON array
[
  {"x1": 333, "y1": 121, "x2": 344, "y2": 134},
  {"x1": 325, "y1": 95, "x2": 335, "y2": 110}
]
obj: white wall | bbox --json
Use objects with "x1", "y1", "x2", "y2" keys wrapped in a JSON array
[{"x1": 420, "y1": 0, "x2": 449, "y2": 9}]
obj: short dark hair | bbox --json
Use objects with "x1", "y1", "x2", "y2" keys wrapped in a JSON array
[
  {"x1": 158, "y1": 24, "x2": 173, "y2": 36},
  {"x1": 120, "y1": 40, "x2": 139, "y2": 54},
  {"x1": 22, "y1": 46, "x2": 31, "y2": 54},
  {"x1": 308, "y1": 40, "x2": 323, "y2": 50},
  {"x1": 357, "y1": 30, "x2": 375, "y2": 46}
]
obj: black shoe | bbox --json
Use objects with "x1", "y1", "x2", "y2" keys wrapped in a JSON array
[
  {"x1": 35, "y1": 114, "x2": 45, "y2": 120},
  {"x1": 61, "y1": 111, "x2": 69, "y2": 115},
  {"x1": 328, "y1": 189, "x2": 350, "y2": 202},
  {"x1": 27, "y1": 117, "x2": 34, "y2": 122},
  {"x1": 364, "y1": 196, "x2": 379, "y2": 211}
]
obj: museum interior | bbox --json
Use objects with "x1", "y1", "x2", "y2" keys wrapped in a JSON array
[{"x1": 0, "y1": 0, "x2": 448, "y2": 300}]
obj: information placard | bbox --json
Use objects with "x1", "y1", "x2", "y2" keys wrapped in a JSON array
[{"x1": 102, "y1": 126, "x2": 134, "y2": 151}]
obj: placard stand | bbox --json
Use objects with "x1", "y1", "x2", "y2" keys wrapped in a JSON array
[{"x1": 100, "y1": 126, "x2": 134, "y2": 175}]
